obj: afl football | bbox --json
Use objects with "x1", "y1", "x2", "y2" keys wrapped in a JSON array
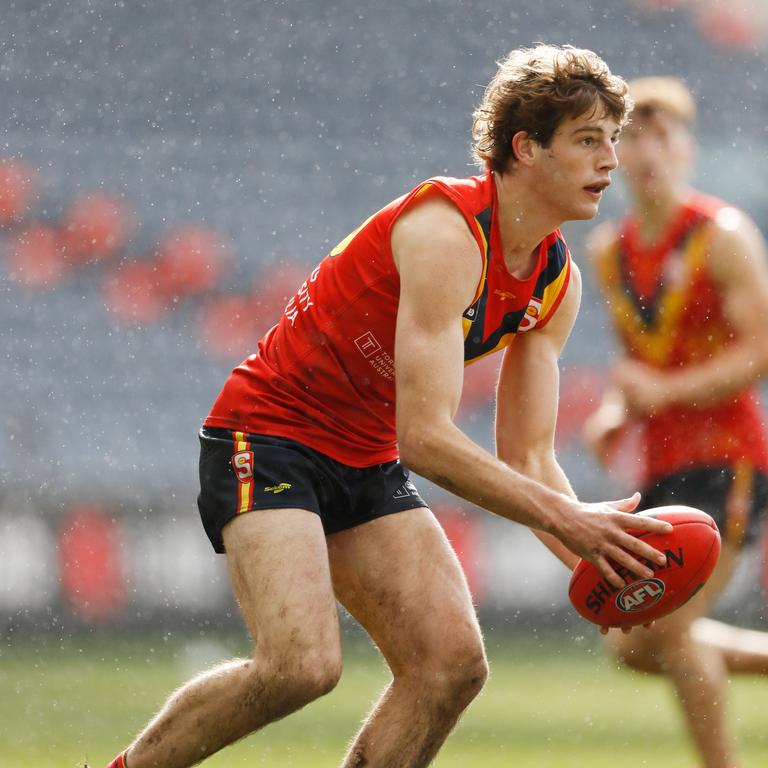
[{"x1": 568, "y1": 506, "x2": 721, "y2": 628}]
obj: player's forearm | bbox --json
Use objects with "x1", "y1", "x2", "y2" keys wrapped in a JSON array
[
  {"x1": 663, "y1": 343, "x2": 768, "y2": 407},
  {"x1": 496, "y1": 447, "x2": 580, "y2": 569},
  {"x1": 399, "y1": 419, "x2": 571, "y2": 534}
]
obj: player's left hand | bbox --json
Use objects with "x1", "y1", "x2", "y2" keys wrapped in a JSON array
[{"x1": 612, "y1": 360, "x2": 677, "y2": 416}]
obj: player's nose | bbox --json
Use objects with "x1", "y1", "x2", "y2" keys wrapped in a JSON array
[{"x1": 600, "y1": 141, "x2": 619, "y2": 172}]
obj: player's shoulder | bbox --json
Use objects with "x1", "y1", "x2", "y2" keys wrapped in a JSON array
[
  {"x1": 392, "y1": 183, "x2": 478, "y2": 259},
  {"x1": 685, "y1": 191, "x2": 757, "y2": 242},
  {"x1": 685, "y1": 192, "x2": 768, "y2": 284},
  {"x1": 684, "y1": 189, "x2": 763, "y2": 249}
]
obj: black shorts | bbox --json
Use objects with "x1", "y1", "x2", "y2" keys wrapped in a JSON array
[
  {"x1": 197, "y1": 427, "x2": 428, "y2": 553},
  {"x1": 638, "y1": 465, "x2": 768, "y2": 547}
]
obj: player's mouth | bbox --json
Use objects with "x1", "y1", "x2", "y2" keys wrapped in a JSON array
[{"x1": 584, "y1": 180, "x2": 611, "y2": 198}]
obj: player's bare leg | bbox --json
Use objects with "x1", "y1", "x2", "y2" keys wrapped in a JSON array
[
  {"x1": 327, "y1": 507, "x2": 488, "y2": 768},
  {"x1": 124, "y1": 509, "x2": 342, "y2": 768},
  {"x1": 692, "y1": 617, "x2": 768, "y2": 674},
  {"x1": 608, "y1": 543, "x2": 741, "y2": 768}
]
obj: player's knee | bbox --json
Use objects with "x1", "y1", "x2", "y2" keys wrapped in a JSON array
[
  {"x1": 297, "y1": 648, "x2": 343, "y2": 699},
  {"x1": 427, "y1": 637, "x2": 489, "y2": 708},
  {"x1": 607, "y1": 633, "x2": 657, "y2": 673},
  {"x1": 615, "y1": 646, "x2": 659, "y2": 673},
  {"x1": 277, "y1": 645, "x2": 343, "y2": 701},
  {"x1": 454, "y1": 646, "x2": 490, "y2": 701},
  {"x1": 258, "y1": 645, "x2": 342, "y2": 705}
]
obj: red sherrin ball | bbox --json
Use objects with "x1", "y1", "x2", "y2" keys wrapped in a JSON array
[{"x1": 568, "y1": 506, "x2": 721, "y2": 627}]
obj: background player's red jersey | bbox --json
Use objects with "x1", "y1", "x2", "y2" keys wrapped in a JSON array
[
  {"x1": 205, "y1": 173, "x2": 572, "y2": 466},
  {"x1": 596, "y1": 193, "x2": 768, "y2": 483}
]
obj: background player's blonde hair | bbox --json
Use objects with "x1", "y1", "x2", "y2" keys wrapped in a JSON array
[
  {"x1": 472, "y1": 44, "x2": 631, "y2": 174},
  {"x1": 628, "y1": 76, "x2": 697, "y2": 125}
]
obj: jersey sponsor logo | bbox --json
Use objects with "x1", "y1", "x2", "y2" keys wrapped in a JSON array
[
  {"x1": 354, "y1": 331, "x2": 382, "y2": 358},
  {"x1": 231, "y1": 450, "x2": 255, "y2": 483},
  {"x1": 264, "y1": 482, "x2": 292, "y2": 494},
  {"x1": 463, "y1": 305, "x2": 477, "y2": 322},
  {"x1": 493, "y1": 289, "x2": 517, "y2": 301},
  {"x1": 517, "y1": 297, "x2": 542, "y2": 332},
  {"x1": 615, "y1": 578, "x2": 665, "y2": 613}
]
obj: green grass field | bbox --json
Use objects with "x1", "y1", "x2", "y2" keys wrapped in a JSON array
[{"x1": 2, "y1": 632, "x2": 766, "y2": 767}]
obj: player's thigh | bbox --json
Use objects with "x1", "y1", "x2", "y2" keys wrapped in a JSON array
[
  {"x1": 223, "y1": 508, "x2": 341, "y2": 661},
  {"x1": 327, "y1": 506, "x2": 485, "y2": 677}
]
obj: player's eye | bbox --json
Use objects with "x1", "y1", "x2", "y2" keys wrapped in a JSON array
[{"x1": 581, "y1": 137, "x2": 595, "y2": 146}]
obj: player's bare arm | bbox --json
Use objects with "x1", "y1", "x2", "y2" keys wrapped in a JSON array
[
  {"x1": 493, "y1": 261, "x2": 668, "y2": 580},
  {"x1": 614, "y1": 209, "x2": 768, "y2": 414},
  {"x1": 392, "y1": 203, "x2": 671, "y2": 587},
  {"x1": 495, "y1": 264, "x2": 583, "y2": 570}
]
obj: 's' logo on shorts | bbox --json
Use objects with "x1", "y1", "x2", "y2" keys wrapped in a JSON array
[
  {"x1": 231, "y1": 450, "x2": 254, "y2": 483},
  {"x1": 264, "y1": 483, "x2": 292, "y2": 494}
]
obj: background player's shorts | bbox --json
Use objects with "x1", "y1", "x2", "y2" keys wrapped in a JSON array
[
  {"x1": 197, "y1": 427, "x2": 428, "y2": 553},
  {"x1": 639, "y1": 464, "x2": 768, "y2": 547}
]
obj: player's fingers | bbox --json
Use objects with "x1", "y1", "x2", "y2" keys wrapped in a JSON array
[
  {"x1": 599, "y1": 624, "x2": 631, "y2": 635},
  {"x1": 605, "y1": 492, "x2": 642, "y2": 513},
  {"x1": 615, "y1": 530, "x2": 668, "y2": 568},
  {"x1": 602, "y1": 543, "x2": 655, "y2": 580},
  {"x1": 592, "y1": 554, "x2": 627, "y2": 590},
  {"x1": 617, "y1": 510, "x2": 673, "y2": 535}
]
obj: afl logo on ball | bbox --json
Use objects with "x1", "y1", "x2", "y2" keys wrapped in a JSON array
[{"x1": 615, "y1": 578, "x2": 666, "y2": 613}]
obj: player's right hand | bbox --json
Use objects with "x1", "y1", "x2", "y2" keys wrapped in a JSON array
[
  {"x1": 582, "y1": 400, "x2": 627, "y2": 466},
  {"x1": 552, "y1": 492, "x2": 674, "y2": 589}
]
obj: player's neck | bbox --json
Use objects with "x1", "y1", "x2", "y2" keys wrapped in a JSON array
[
  {"x1": 632, "y1": 187, "x2": 689, "y2": 246},
  {"x1": 494, "y1": 171, "x2": 560, "y2": 278}
]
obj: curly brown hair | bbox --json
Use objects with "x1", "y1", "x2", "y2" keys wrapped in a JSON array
[{"x1": 472, "y1": 44, "x2": 631, "y2": 174}]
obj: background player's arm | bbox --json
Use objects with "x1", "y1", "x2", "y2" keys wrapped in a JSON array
[
  {"x1": 495, "y1": 265, "x2": 581, "y2": 570},
  {"x1": 392, "y1": 200, "x2": 670, "y2": 587},
  {"x1": 615, "y1": 210, "x2": 768, "y2": 413}
]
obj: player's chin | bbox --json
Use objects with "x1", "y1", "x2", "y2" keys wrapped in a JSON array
[{"x1": 569, "y1": 200, "x2": 602, "y2": 220}]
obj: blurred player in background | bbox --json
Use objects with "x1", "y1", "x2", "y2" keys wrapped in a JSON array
[
  {"x1": 585, "y1": 76, "x2": 768, "y2": 768},
  {"x1": 104, "y1": 46, "x2": 675, "y2": 768}
]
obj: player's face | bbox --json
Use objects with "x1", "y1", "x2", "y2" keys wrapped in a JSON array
[
  {"x1": 532, "y1": 104, "x2": 621, "y2": 221},
  {"x1": 617, "y1": 108, "x2": 694, "y2": 202}
]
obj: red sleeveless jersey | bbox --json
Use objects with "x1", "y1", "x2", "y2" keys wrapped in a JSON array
[
  {"x1": 596, "y1": 192, "x2": 768, "y2": 483},
  {"x1": 205, "y1": 172, "x2": 572, "y2": 466}
]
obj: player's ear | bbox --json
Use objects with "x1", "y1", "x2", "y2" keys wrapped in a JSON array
[{"x1": 511, "y1": 131, "x2": 537, "y2": 167}]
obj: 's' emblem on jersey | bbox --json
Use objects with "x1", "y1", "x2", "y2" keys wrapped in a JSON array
[
  {"x1": 232, "y1": 451, "x2": 255, "y2": 483},
  {"x1": 517, "y1": 297, "x2": 543, "y2": 332},
  {"x1": 264, "y1": 483, "x2": 292, "y2": 494}
]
